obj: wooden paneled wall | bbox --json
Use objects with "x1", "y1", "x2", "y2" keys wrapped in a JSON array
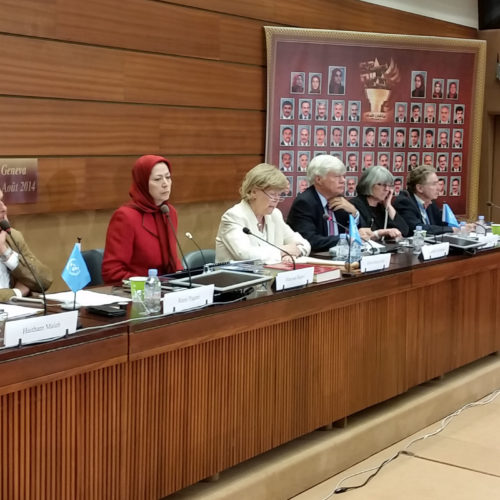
[{"x1": 0, "y1": 0, "x2": 477, "y2": 290}]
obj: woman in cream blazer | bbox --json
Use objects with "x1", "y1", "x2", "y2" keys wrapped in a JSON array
[{"x1": 215, "y1": 164, "x2": 310, "y2": 263}]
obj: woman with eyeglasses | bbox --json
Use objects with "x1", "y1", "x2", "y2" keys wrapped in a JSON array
[
  {"x1": 351, "y1": 165, "x2": 409, "y2": 240},
  {"x1": 215, "y1": 163, "x2": 310, "y2": 263}
]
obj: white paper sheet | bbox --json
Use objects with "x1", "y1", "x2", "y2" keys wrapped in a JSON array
[{"x1": 46, "y1": 290, "x2": 131, "y2": 307}]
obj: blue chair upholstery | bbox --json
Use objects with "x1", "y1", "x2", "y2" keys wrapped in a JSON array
[
  {"x1": 182, "y1": 249, "x2": 216, "y2": 269},
  {"x1": 82, "y1": 248, "x2": 104, "y2": 286}
]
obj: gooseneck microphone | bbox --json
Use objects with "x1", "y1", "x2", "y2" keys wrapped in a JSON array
[
  {"x1": 242, "y1": 227, "x2": 296, "y2": 270},
  {"x1": 323, "y1": 213, "x2": 352, "y2": 266},
  {"x1": 160, "y1": 204, "x2": 192, "y2": 288},
  {"x1": 486, "y1": 201, "x2": 500, "y2": 211},
  {"x1": 0, "y1": 219, "x2": 47, "y2": 315},
  {"x1": 185, "y1": 232, "x2": 207, "y2": 268}
]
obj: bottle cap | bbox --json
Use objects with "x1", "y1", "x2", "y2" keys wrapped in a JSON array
[{"x1": 148, "y1": 269, "x2": 158, "y2": 276}]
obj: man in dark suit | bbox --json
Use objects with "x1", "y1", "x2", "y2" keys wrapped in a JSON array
[
  {"x1": 393, "y1": 165, "x2": 470, "y2": 236},
  {"x1": 287, "y1": 155, "x2": 368, "y2": 251}
]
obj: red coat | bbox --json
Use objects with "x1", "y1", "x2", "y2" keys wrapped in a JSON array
[{"x1": 102, "y1": 205, "x2": 182, "y2": 283}]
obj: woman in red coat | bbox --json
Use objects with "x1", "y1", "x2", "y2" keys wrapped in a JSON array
[{"x1": 102, "y1": 155, "x2": 183, "y2": 283}]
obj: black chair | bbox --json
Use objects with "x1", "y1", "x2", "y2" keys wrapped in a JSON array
[
  {"x1": 82, "y1": 248, "x2": 105, "y2": 286},
  {"x1": 182, "y1": 249, "x2": 216, "y2": 269}
]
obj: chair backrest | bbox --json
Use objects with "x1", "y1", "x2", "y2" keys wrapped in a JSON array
[
  {"x1": 82, "y1": 248, "x2": 105, "y2": 286},
  {"x1": 182, "y1": 249, "x2": 216, "y2": 269}
]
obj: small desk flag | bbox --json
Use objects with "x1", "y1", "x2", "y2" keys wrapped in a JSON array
[
  {"x1": 442, "y1": 203, "x2": 460, "y2": 228},
  {"x1": 62, "y1": 243, "x2": 91, "y2": 292},
  {"x1": 349, "y1": 214, "x2": 363, "y2": 245}
]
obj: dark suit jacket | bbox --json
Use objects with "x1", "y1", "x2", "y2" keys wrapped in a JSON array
[
  {"x1": 287, "y1": 186, "x2": 350, "y2": 252},
  {"x1": 393, "y1": 191, "x2": 454, "y2": 236},
  {"x1": 351, "y1": 195, "x2": 409, "y2": 236}
]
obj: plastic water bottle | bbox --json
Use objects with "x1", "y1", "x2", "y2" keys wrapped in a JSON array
[
  {"x1": 144, "y1": 269, "x2": 162, "y2": 313},
  {"x1": 413, "y1": 225, "x2": 425, "y2": 254},
  {"x1": 459, "y1": 221, "x2": 469, "y2": 237},
  {"x1": 475, "y1": 215, "x2": 487, "y2": 235},
  {"x1": 336, "y1": 234, "x2": 349, "y2": 261},
  {"x1": 348, "y1": 240, "x2": 362, "y2": 263}
]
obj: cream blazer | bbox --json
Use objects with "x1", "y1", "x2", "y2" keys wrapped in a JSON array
[{"x1": 215, "y1": 200, "x2": 311, "y2": 263}]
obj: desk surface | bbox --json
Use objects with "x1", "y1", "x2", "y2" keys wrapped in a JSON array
[{"x1": 0, "y1": 247, "x2": 499, "y2": 499}]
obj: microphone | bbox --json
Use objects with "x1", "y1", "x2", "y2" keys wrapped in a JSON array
[
  {"x1": 160, "y1": 204, "x2": 192, "y2": 288},
  {"x1": 185, "y1": 232, "x2": 207, "y2": 269},
  {"x1": 0, "y1": 219, "x2": 47, "y2": 315},
  {"x1": 486, "y1": 201, "x2": 500, "y2": 223},
  {"x1": 323, "y1": 214, "x2": 378, "y2": 258},
  {"x1": 242, "y1": 227, "x2": 296, "y2": 270},
  {"x1": 323, "y1": 213, "x2": 352, "y2": 266}
]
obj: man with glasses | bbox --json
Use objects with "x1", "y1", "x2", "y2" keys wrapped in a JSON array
[
  {"x1": 287, "y1": 155, "x2": 369, "y2": 251},
  {"x1": 393, "y1": 165, "x2": 472, "y2": 235}
]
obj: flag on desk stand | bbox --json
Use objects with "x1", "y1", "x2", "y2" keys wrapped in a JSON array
[
  {"x1": 442, "y1": 203, "x2": 460, "y2": 228},
  {"x1": 62, "y1": 243, "x2": 91, "y2": 308},
  {"x1": 348, "y1": 214, "x2": 363, "y2": 245}
]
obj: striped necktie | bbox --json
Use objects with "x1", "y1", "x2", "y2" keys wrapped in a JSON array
[{"x1": 326, "y1": 205, "x2": 338, "y2": 236}]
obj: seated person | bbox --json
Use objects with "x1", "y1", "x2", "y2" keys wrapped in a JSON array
[
  {"x1": 0, "y1": 189, "x2": 53, "y2": 301},
  {"x1": 351, "y1": 166, "x2": 409, "y2": 240},
  {"x1": 102, "y1": 155, "x2": 183, "y2": 283},
  {"x1": 215, "y1": 163, "x2": 310, "y2": 263},
  {"x1": 287, "y1": 155, "x2": 369, "y2": 252},
  {"x1": 393, "y1": 165, "x2": 473, "y2": 235}
]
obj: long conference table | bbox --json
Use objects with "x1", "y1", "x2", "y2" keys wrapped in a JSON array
[{"x1": 0, "y1": 247, "x2": 499, "y2": 499}]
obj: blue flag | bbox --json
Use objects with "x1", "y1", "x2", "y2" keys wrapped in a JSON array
[
  {"x1": 62, "y1": 243, "x2": 91, "y2": 292},
  {"x1": 442, "y1": 203, "x2": 460, "y2": 228},
  {"x1": 349, "y1": 214, "x2": 363, "y2": 245}
]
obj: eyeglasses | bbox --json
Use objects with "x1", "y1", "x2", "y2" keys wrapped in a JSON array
[
  {"x1": 375, "y1": 183, "x2": 393, "y2": 189},
  {"x1": 261, "y1": 190, "x2": 285, "y2": 203}
]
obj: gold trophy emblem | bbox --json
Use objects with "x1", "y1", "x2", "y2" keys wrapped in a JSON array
[{"x1": 360, "y1": 58, "x2": 400, "y2": 121}]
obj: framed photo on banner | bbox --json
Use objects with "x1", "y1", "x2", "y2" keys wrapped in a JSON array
[{"x1": 264, "y1": 27, "x2": 486, "y2": 219}]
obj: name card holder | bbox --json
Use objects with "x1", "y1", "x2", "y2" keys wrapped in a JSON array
[
  {"x1": 163, "y1": 285, "x2": 214, "y2": 315},
  {"x1": 360, "y1": 253, "x2": 391, "y2": 273},
  {"x1": 476, "y1": 234, "x2": 499, "y2": 249},
  {"x1": 3, "y1": 311, "x2": 78, "y2": 348},
  {"x1": 275, "y1": 267, "x2": 314, "y2": 291},
  {"x1": 421, "y1": 242, "x2": 449, "y2": 260}
]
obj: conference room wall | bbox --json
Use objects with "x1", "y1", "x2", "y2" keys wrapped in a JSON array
[
  {"x1": 478, "y1": 30, "x2": 500, "y2": 221},
  {"x1": 0, "y1": 0, "x2": 477, "y2": 291}
]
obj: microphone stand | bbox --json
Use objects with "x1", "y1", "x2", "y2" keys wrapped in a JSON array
[
  {"x1": 325, "y1": 216, "x2": 377, "y2": 274},
  {"x1": 185, "y1": 232, "x2": 207, "y2": 269},
  {"x1": 242, "y1": 227, "x2": 296, "y2": 270},
  {"x1": 161, "y1": 204, "x2": 193, "y2": 288},
  {"x1": 0, "y1": 220, "x2": 47, "y2": 315}
]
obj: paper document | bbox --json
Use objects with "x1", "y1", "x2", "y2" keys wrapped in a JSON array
[
  {"x1": 0, "y1": 303, "x2": 42, "y2": 319},
  {"x1": 46, "y1": 290, "x2": 131, "y2": 307}
]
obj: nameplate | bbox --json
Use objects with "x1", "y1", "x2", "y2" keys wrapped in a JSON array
[
  {"x1": 421, "y1": 242, "x2": 449, "y2": 260},
  {"x1": 360, "y1": 253, "x2": 391, "y2": 273},
  {"x1": 275, "y1": 267, "x2": 313, "y2": 291},
  {"x1": 163, "y1": 285, "x2": 214, "y2": 315},
  {"x1": 476, "y1": 234, "x2": 499, "y2": 249},
  {"x1": 3, "y1": 311, "x2": 78, "y2": 348}
]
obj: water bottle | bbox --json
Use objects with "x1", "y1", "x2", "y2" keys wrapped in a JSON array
[
  {"x1": 413, "y1": 225, "x2": 425, "y2": 255},
  {"x1": 348, "y1": 240, "x2": 362, "y2": 263},
  {"x1": 475, "y1": 215, "x2": 487, "y2": 235},
  {"x1": 144, "y1": 269, "x2": 162, "y2": 313},
  {"x1": 459, "y1": 221, "x2": 469, "y2": 237},
  {"x1": 336, "y1": 234, "x2": 349, "y2": 261}
]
